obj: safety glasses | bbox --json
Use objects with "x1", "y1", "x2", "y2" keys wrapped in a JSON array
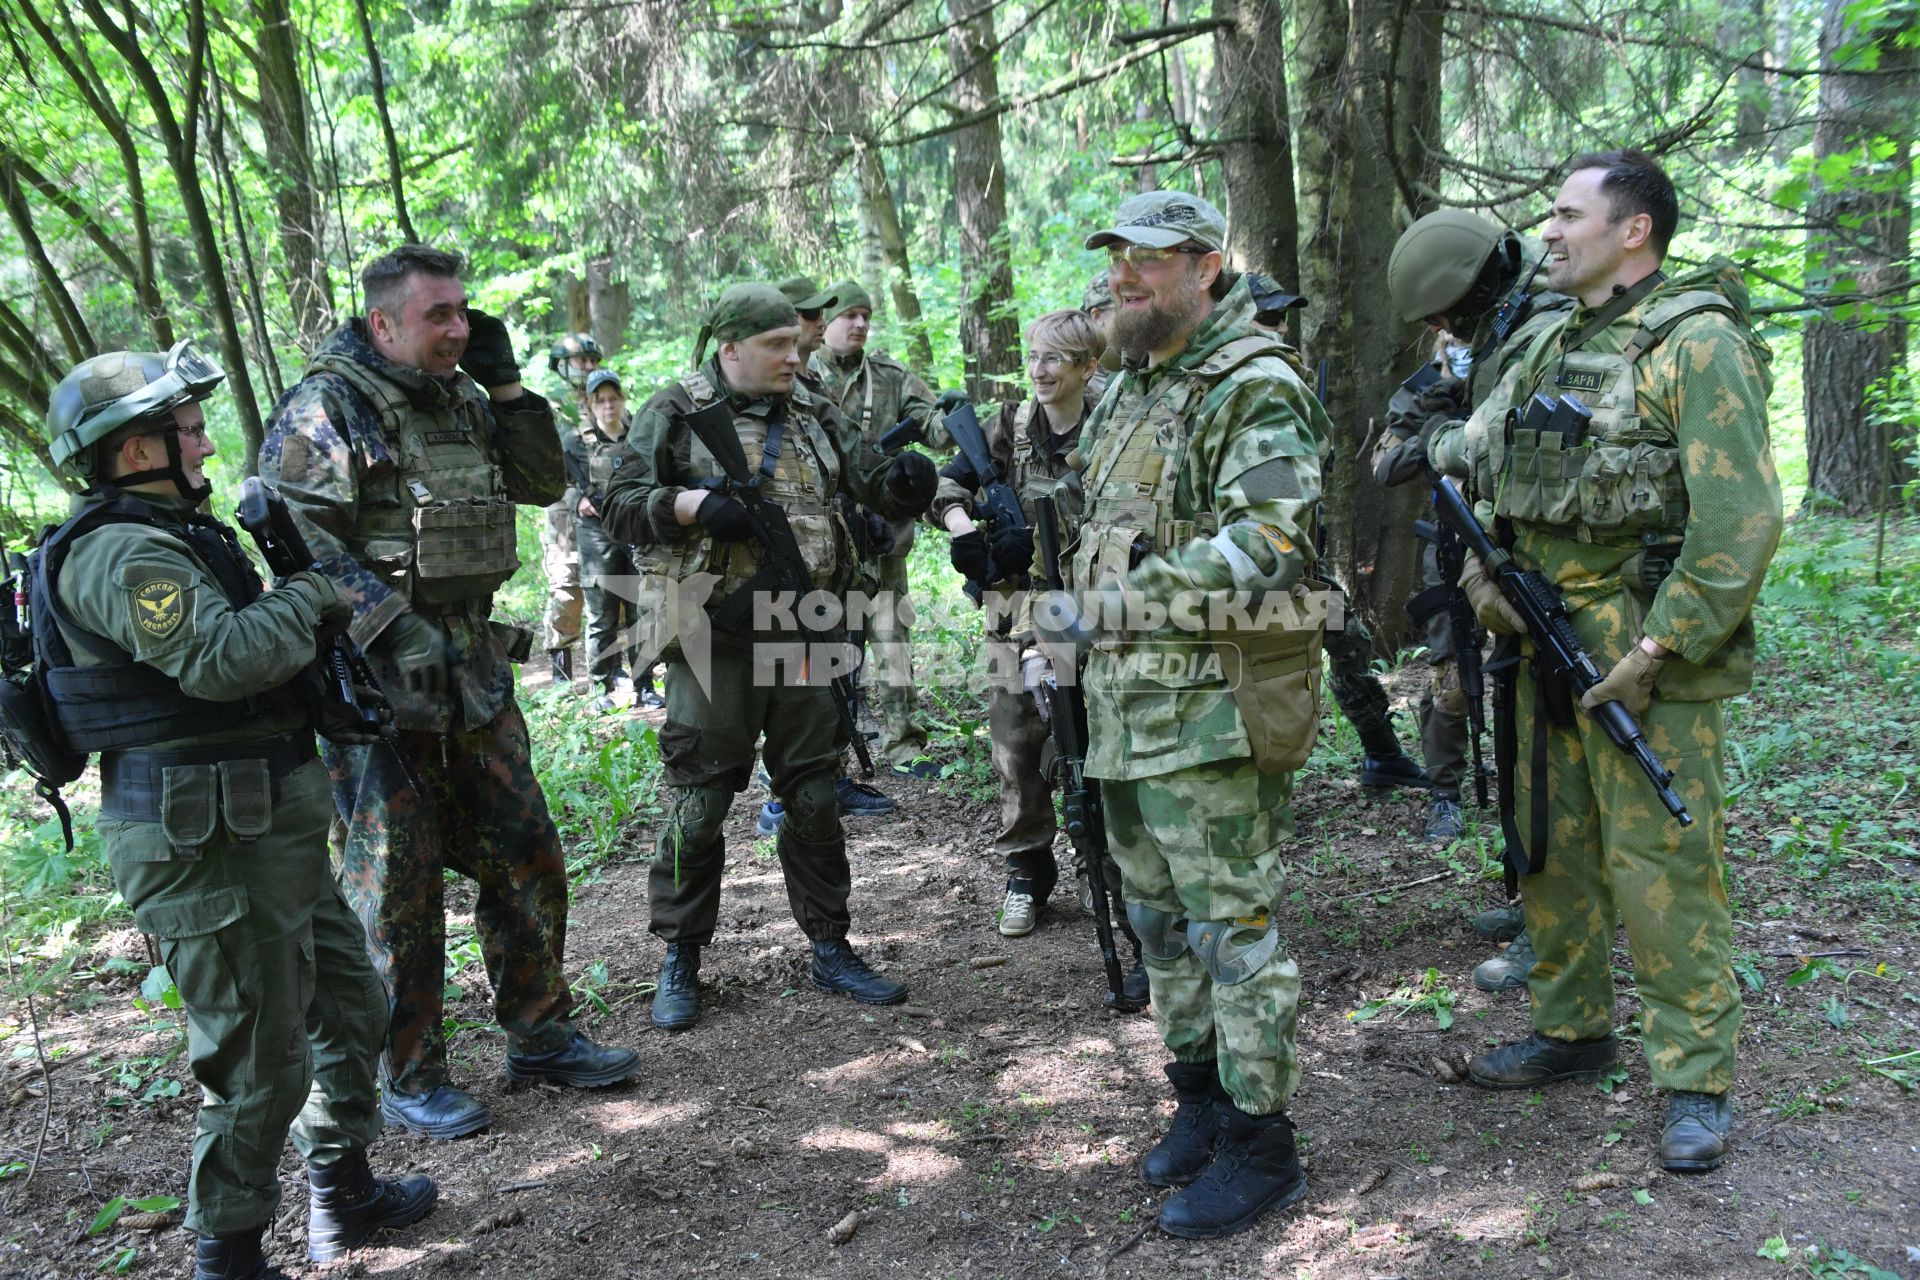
[{"x1": 1105, "y1": 244, "x2": 1210, "y2": 272}]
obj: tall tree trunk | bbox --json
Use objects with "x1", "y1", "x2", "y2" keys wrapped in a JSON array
[
  {"x1": 1803, "y1": 0, "x2": 1917, "y2": 514},
  {"x1": 564, "y1": 273, "x2": 591, "y2": 334},
  {"x1": 1213, "y1": 0, "x2": 1298, "y2": 285},
  {"x1": 349, "y1": 0, "x2": 417, "y2": 243},
  {"x1": 856, "y1": 144, "x2": 935, "y2": 376},
  {"x1": 944, "y1": 4, "x2": 1020, "y2": 401},
  {"x1": 250, "y1": 0, "x2": 335, "y2": 353},
  {"x1": 585, "y1": 253, "x2": 630, "y2": 355},
  {"x1": 210, "y1": 77, "x2": 285, "y2": 402}
]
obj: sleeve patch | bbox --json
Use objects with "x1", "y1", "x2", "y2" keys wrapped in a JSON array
[
  {"x1": 1235, "y1": 457, "x2": 1303, "y2": 503},
  {"x1": 131, "y1": 577, "x2": 188, "y2": 639},
  {"x1": 278, "y1": 432, "x2": 312, "y2": 484}
]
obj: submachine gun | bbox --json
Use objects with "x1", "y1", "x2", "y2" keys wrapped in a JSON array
[
  {"x1": 680, "y1": 402, "x2": 875, "y2": 778},
  {"x1": 1029, "y1": 494, "x2": 1147, "y2": 1014},
  {"x1": 942, "y1": 400, "x2": 1029, "y2": 604},
  {"x1": 236, "y1": 477, "x2": 425, "y2": 795}
]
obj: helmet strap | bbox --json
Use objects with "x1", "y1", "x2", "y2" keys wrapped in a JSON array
[{"x1": 104, "y1": 425, "x2": 212, "y2": 504}]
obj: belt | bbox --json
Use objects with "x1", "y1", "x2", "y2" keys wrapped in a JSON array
[{"x1": 98, "y1": 732, "x2": 315, "y2": 822}]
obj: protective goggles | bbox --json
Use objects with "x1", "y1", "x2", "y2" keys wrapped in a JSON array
[{"x1": 86, "y1": 339, "x2": 226, "y2": 438}]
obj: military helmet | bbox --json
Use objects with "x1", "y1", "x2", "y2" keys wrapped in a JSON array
[
  {"x1": 547, "y1": 332, "x2": 604, "y2": 387},
  {"x1": 1387, "y1": 209, "x2": 1521, "y2": 324},
  {"x1": 47, "y1": 340, "x2": 225, "y2": 475}
]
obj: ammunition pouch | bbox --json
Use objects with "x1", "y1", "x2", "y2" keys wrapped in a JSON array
[
  {"x1": 98, "y1": 732, "x2": 314, "y2": 854},
  {"x1": 1209, "y1": 578, "x2": 1328, "y2": 776},
  {"x1": 409, "y1": 497, "x2": 519, "y2": 605}
]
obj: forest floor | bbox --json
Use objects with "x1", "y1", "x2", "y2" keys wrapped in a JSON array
[{"x1": 4, "y1": 523, "x2": 1918, "y2": 1280}]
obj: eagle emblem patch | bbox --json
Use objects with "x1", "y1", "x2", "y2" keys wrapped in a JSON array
[{"x1": 134, "y1": 578, "x2": 185, "y2": 638}]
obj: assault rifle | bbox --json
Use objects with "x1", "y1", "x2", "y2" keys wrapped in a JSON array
[
  {"x1": 681, "y1": 402, "x2": 875, "y2": 778},
  {"x1": 235, "y1": 478, "x2": 424, "y2": 795},
  {"x1": 944, "y1": 401, "x2": 1026, "y2": 541},
  {"x1": 1030, "y1": 495, "x2": 1146, "y2": 1013},
  {"x1": 1428, "y1": 475, "x2": 1692, "y2": 830}
]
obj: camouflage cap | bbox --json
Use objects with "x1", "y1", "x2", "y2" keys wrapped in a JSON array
[
  {"x1": 776, "y1": 275, "x2": 839, "y2": 312},
  {"x1": 584, "y1": 368, "x2": 623, "y2": 397},
  {"x1": 1085, "y1": 190, "x2": 1226, "y2": 253},
  {"x1": 1081, "y1": 270, "x2": 1113, "y2": 313},
  {"x1": 822, "y1": 280, "x2": 873, "y2": 324},
  {"x1": 693, "y1": 283, "x2": 799, "y2": 366}
]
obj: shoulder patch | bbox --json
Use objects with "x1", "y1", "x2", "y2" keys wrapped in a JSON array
[
  {"x1": 278, "y1": 432, "x2": 313, "y2": 484},
  {"x1": 131, "y1": 576, "x2": 187, "y2": 639}
]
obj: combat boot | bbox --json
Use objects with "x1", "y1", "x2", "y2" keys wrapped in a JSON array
[
  {"x1": 810, "y1": 938, "x2": 907, "y2": 1004},
  {"x1": 1157, "y1": 1102, "x2": 1306, "y2": 1239},
  {"x1": 651, "y1": 943, "x2": 701, "y2": 1030},
  {"x1": 504, "y1": 1030, "x2": 639, "y2": 1087},
  {"x1": 835, "y1": 776, "x2": 898, "y2": 816},
  {"x1": 1358, "y1": 750, "x2": 1428, "y2": 792},
  {"x1": 1661, "y1": 1091, "x2": 1733, "y2": 1172},
  {"x1": 380, "y1": 1082, "x2": 490, "y2": 1139},
  {"x1": 306, "y1": 1150, "x2": 437, "y2": 1262},
  {"x1": 1472, "y1": 929, "x2": 1537, "y2": 992},
  {"x1": 1425, "y1": 796, "x2": 1465, "y2": 842},
  {"x1": 1140, "y1": 1060, "x2": 1226, "y2": 1188},
  {"x1": 1466, "y1": 1031, "x2": 1617, "y2": 1089},
  {"x1": 548, "y1": 648, "x2": 573, "y2": 688},
  {"x1": 194, "y1": 1231, "x2": 284, "y2": 1280},
  {"x1": 1474, "y1": 901, "x2": 1526, "y2": 942}
]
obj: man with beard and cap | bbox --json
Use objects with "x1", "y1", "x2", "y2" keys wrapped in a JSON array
[
  {"x1": 600, "y1": 283, "x2": 938, "y2": 1034},
  {"x1": 36, "y1": 341, "x2": 436, "y2": 1278},
  {"x1": 262, "y1": 244, "x2": 640, "y2": 1142},
  {"x1": 811, "y1": 281, "x2": 949, "y2": 779},
  {"x1": 1041, "y1": 191, "x2": 1330, "y2": 1238},
  {"x1": 752, "y1": 274, "x2": 898, "y2": 834},
  {"x1": 537, "y1": 332, "x2": 595, "y2": 695}
]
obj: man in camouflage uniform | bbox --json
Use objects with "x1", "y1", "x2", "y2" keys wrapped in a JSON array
[
  {"x1": 1082, "y1": 270, "x2": 1120, "y2": 394},
  {"x1": 811, "y1": 281, "x2": 947, "y2": 777},
  {"x1": 262, "y1": 245, "x2": 638, "y2": 1141},
  {"x1": 1375, "y1": 210, "x2": 1575, "y2": 981},
  {"x1": 570, "y1": 368, "x2": 646, "y2": 711},
  {"x1": 539, "y1": 332, "x2": 596, "y2": 691},
  {"x1": 1045, "y1": 192, "x2": 1329, "y2": 1238},
  {"x1": 599, "y1": 284, "x2": 937, "y2": 1032},
  {"x1": 36, "y1": 343, "x2": 433, "y2": 1278},
  {"x1": 1430, "y1": 152, "x2": 1782, "y2": 1173},
  {"x1": 931, "y1": 308, "x2": 1145, "y2": 1003}
]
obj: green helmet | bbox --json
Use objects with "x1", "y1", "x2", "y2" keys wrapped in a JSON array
[
  {"x1": 47, "y1": 340, "x2": 225, "y2": 478},
  {"x1": 1387, "y1": 210, "x2": 1520, "y2": 324},
  {"x1": 547, "y1": 332, "x2": 603, "y2": 388}
]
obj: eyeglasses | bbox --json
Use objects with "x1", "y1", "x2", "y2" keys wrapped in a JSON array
[
  {"x1": 1105, "y1": 244, "x2": 1210, "y2": 271},
  {"x1": 1026, "y1": 351, "x2": 1071, "y2": 370}
]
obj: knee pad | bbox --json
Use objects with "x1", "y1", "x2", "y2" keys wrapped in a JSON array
[
  {"x1": 669, "y1": 785, "x2": 732, "y2": 847},
  {"x1": 1186, "y1": 913, "x2": 1282, "y2": 986},
  {"x1": 1430, "y1": 659, "x2": 1467, "y2": 719},
  {"x1": 1125, "y1": 902, "x2": 1190, "y2": 963},
  {"x1": 783, "y1": 771, "x2": 842, "y2": 844}
]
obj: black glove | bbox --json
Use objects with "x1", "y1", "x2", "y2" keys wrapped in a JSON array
[
  {"x1": 459, "y1": 308, "x2": 520, "y2": 388},
  {"x1": 949, "y1": 530, "x2": 991, "y2": 583},
  {"x1": 935, "y1": 388, "x2": 970, "y2": 415},
  {"x1": 314, "y1": 683, "x2": 391, "y2": 746},
  {"x1": 864, "y1": 511, "x2": 896, "y2": 558},
  {"x1": 884, "y1": 450, "x2": 937, "y2": 511},
  {"x1": 695, "y1": 491, "x2": 760, "y2": 542},
  {"x1": 988, "y1": 525, "x2": 1035, "y2": 583},
  {"x1": 1415, "y1": 374, "x2": 1468, "y2": 434}
]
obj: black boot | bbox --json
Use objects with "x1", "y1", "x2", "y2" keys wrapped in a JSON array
[
  {"x1": 548, "y1": 648, "x2": 573, "y2": 687},
  {"x1": 194, "y1": 1231, "x2": 284, "y2": 1280},
  {"x1": 810, "y1": 938, "x2": 908, "y2": 1005},
  {"x1": 652, "y1": 942, "x2": 701, "y2": 1030},
  {"x1": 1350, "y1": 708, "x2": 1428, "y2": 792},
  {"x1": 1157, "y1": 1102, "x2": 1306, "y2": 1239},
  {"x1": 1140, "y1": 1060, "x2": 1225, "y2": 1188},
  {"x1": 306, "y1": 1150, "x2": 437, "y2": 1262},
  {"x1": 1119, "y1": 926, "x2": 1151, "y2": 1010}
]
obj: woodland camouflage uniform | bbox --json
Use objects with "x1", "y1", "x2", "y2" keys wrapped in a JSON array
[
  {"x1": 1435, "y1": 259, "x2": 1783, "y2": 1094},
  {"x1": 261, "y1": 320, "x2": 584, "y2": 1098}
]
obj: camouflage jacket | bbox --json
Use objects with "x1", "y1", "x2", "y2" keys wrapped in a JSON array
[
  {"x1": 259, "y1": 320, "x2": 565, "y2": 732},
  {"x1": 1067, "y1": 276, "x2": 1332, "y2": 781},
  {"x1": 810, "y1": 346, "x2": 948, "y2": 556},
  {"x1": 1456, "y1": 260, "x2": 1783, "y2": 699}
]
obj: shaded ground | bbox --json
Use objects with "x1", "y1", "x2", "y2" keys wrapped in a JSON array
[{"x1": 4, "y1": 661, "x2": 1917, "y2": 1280}]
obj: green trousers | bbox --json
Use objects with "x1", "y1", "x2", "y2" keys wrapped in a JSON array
[
  {"x1": 866, "y1": 551, "x2": 929, "y2": 765},
  {"x1": 1515, "y1": 670, "x2": 1740, "y2": 1095},
  {"x1": 103, "y1": 756, "x2": 386, "y2": 1238},
  {"x1": 1104, "y1": 758, "x2": 1302, "y2": 1115}
]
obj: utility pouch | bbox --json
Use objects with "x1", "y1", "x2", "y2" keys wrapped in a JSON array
[
  {"x1": 215, "y1": 758, "x2": 273, "y2": 841},
  {"x1": 160, "y1": 763, "x2": 219, "y2": 856},
  {"x1": 1210, "y1": 579, "x2": 1328, "y2": 775},
  {"x1": 411, "y1": 498, "x2": 519, "y2": 604}
]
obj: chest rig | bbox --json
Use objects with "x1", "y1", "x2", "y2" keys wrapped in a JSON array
[
  {"x1": 319, "y1": 363, "x2": 521, "y2": 607},
  {"x1": 579, "y1": 423, "x2": 629, "y2": 496},
  {"x1": 1073, "y1": 335, "x2": 1279, "y2": 587},
  {"x1": 1491, "y1": 288, "x2": 1735, "y2": 545}
]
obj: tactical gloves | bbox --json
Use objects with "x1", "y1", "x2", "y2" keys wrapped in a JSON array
[
  {"x1": 884, "y1": 450, "x2": 937, "y2": 511},
  {"x1": 1459, "y1": 554, "x2": 1526, "y2": 637},
  {"x1": 935, "y1": 388, "x2": 970, "y2": 415},
  {"x1": 458, "y1": 308, "x2": 520, "y2": 389},
  {"x1": 284, "y1": 570, "x2": 356, "y2": 630},
  {"x1": 1581, "y1": 645, "x2": 1668, "y2": 718},
  {"x1": 379, "y1": 610, "x2": 450, "y2": 697},
  {"x1": 949, "y1": 530, "x2": 991, "y2": 583},
  {"x1": 1414, "y1": 376, "x2": 1469, "y2": 450},
  {"x1": 314, "y1": 683, "x2": 389, "y2": 746},
  {"x1": 988, "y1": 525, "x2": 1035, "y2": 584},
  {"x1": 695, "y1": 491, "x2": 760, "y2": 542}
]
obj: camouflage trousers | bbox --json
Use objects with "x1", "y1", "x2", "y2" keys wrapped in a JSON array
[
  {"x1": 1514, "y1": 670, "x2": 1740, "y2": 1094},
  {"x1": 578, "y1": 516, "x2": 638, "y2": 685},
  {"x1": 540, "y1": 497, "x2": 582, "y2": 653},
  {"x1": 104, "y1": 758, "x2": 385, "y2": 1237},
  {"x1": 1415, "y1": 539, "x2": 1471, "y2": 798},
  {"x1": 327, "y1": 702, "x2": 575, "y2": 1096},
  {"x1": 1322, "y1": 598, "x2": 1396, "y2": 755},
  {"x1": 866, "y1": 550, "x2": 929, "y2": 766},
  {"x1": 1104, "y1": 758, "x2": 1302, "y2": 1115}
]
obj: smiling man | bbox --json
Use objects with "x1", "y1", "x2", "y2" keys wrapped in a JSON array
[
  {"x1": 1429, "y1": 151, "x2": 1783, "y2": 1174},
  {"x1": 599, "y1": 283, "x2": 937, "y2": 1034},
  {"x1": 262, "y1": 244, "x2": 639, "y2": 1142}
]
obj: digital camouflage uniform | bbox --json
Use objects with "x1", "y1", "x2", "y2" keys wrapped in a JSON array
[
  {"x1": 930, "y1": 389, "x2": 1114, "y2": 895},
  {"x1": 46, "y1": 490, "x2": 385, "y2": 1238},
  {"x1": 260, "y1": 320, "x2": 580, "y2": 1098},
  {"x1": 540, "y1": 387, "x2": 585, "y2": 659},
  {"x1": 809, "y1": 346, "x2": 946, "y2": 766},
  {"x1": 1434, "y1": 261, "x2": 1782, "y2": 1094},
  {"x1": 601, "y1": 356, "x2": 927, "y2": 944},
  {"x1": 568, "y1": 416, "x2": 642, "y2": 685},
  {"x1": 1373, "y1": 272, "x2": 1574, "y2": 797},
  {"x1": 1068, "y1": 277, "x2": 1331, "y2": 1115}
]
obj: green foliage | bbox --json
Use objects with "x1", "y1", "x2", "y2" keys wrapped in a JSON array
[{"x1": 1348, "y1": 966, "x2": 1457, "y2": 1030}]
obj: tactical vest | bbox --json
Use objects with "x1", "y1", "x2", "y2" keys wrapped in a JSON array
[
  {"x1": 315, "y1": 360, "x2": 521, "y2": 606},
  {"x1": 636, "y1": 370, "x2": 853, "y2": 600},
  {"x1": 1490, "y1": 290, "x2": 1737, "y2": 545},
  {"x1": 578, "y1": 423, "x2": 629, "y2": 498},
  {"x1": 32, "y1": 493, "x2": 308, "y2": 753}
]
